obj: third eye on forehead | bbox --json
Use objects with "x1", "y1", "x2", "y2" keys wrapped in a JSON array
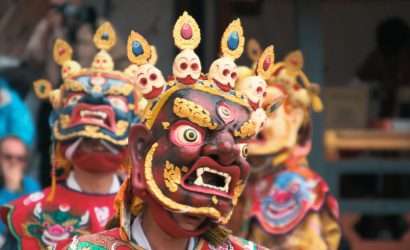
[{"x1": 183, "y1": 91, "x2": 248, "y2": 127}]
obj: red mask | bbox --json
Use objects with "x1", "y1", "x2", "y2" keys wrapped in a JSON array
[{"x1": 129, "y1": 88, "x2": 254, "y2": 237}]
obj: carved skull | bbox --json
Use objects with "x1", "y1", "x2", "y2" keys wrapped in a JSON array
[
  {"x1": 208, "y1": 57, "x2": 238, "y2": 92},
  {"x1": 91, "y1": 50, "x2": 114, "y2": 71},
  {"x1": 172, "y1": 49, "x2": 201, "y2": 85},
  {"x1": 237, "y1": 76, "x2": 267, "y2": 110},
  {"x1": 134, "y1": 64, "x2": 166, "y2": 99}
]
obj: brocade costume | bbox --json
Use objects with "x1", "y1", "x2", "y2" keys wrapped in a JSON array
[
  {"x1": 1, "y1": 23, "x2": 140, "y2": 249},
  {"x1": 236, "y1": 44, "x2": 341, "y2": 249}
]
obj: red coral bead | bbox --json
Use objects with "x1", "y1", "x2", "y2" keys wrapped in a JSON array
[{"x1": 181, "y1": 23, "x2": 193, "y2": 40}]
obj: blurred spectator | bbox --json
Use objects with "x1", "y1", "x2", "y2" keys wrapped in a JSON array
[
  {"x1": 357, "y1": 17, "x2": 410, "y2": 118},
  {"x1": 24, "y1": 0, "x2": 98, "y2": 83},
  {"x1": 0, "y1": 136, "x2": 40, "y2": 242},
  {"x1": 0, "y1": 78, "x2": 35, "y2": 147},
  {"x1": 24, "y1": 2, "x2": 66, "y2": 85}
]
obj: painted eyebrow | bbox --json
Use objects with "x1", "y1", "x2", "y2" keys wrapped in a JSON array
[
  {"x1": 233, "y1": 119, "x2": 257, "y2": 139},
  {"x1": 173, "y1": 97, "x2": 218, "y2": 130}
]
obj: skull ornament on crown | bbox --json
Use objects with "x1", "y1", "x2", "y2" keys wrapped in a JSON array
[
  {"x1": 113, "y1": 12, "x2": 282, "y2": 243},
  {"x1": 32, "y1": 22, "x2": 140, "y2": 190},
  {"x1": 236, "y1": 46, "x2": 281, "y2": 133},
  {"x1": 53, "y1": 39, "x2": 82, "y2": 79},
  {"x1": 208, "y1": 19, "x2": 244, "y2": 92},
  {"x1": 125, "y1": 32, "x2": 166, "y2": 101},
  {"x1": 172, "y1": 12, "x2": 202, "y2": 85},
  {"x1": 240, "y1": 40, "x2": 323, "y2": 163}
]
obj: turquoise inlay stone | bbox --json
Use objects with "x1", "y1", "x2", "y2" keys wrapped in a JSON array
[
  {"x1": 227, "y1": 32, "x2": 239, "y2": 50},
  {"x1": 132, "y1": 41, "x2": 144, "y2": 56},
  {"x1": 101, "y1": 32, "x2": 109, "y2": 40}
]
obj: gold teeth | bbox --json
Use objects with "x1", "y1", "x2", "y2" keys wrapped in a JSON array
[{"x1": 173, "y1": 97, "x2": 218, "y2": 130}]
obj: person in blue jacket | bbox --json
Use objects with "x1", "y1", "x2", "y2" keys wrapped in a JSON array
[{"x1": 0, "y1": 78, "x2": 35, "y2": 147}]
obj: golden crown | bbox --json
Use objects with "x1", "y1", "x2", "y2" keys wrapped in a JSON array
[
  {"x1": 125, "y1": 12, "x2": 278, "y2": 132},
  {"x1": 270, "y1": 50, "x2": 323, "y2": 112},
  {"x1": 33, "y1": 22, "x2": 134, "y2": 107}
]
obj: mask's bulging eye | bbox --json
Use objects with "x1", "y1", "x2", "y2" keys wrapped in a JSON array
[
  {"x1": 217, "y1": 103, "x2": 234, "y2": 124},
  {"x1": 184, "y1": 128, "x2": 198, "y2": 142},
  {"x1": 239, "y1": 143, "x2": 248, "y2": 158},
  {"x1": 170, "y1": 122, "x2": 204, "y2": 147}
]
